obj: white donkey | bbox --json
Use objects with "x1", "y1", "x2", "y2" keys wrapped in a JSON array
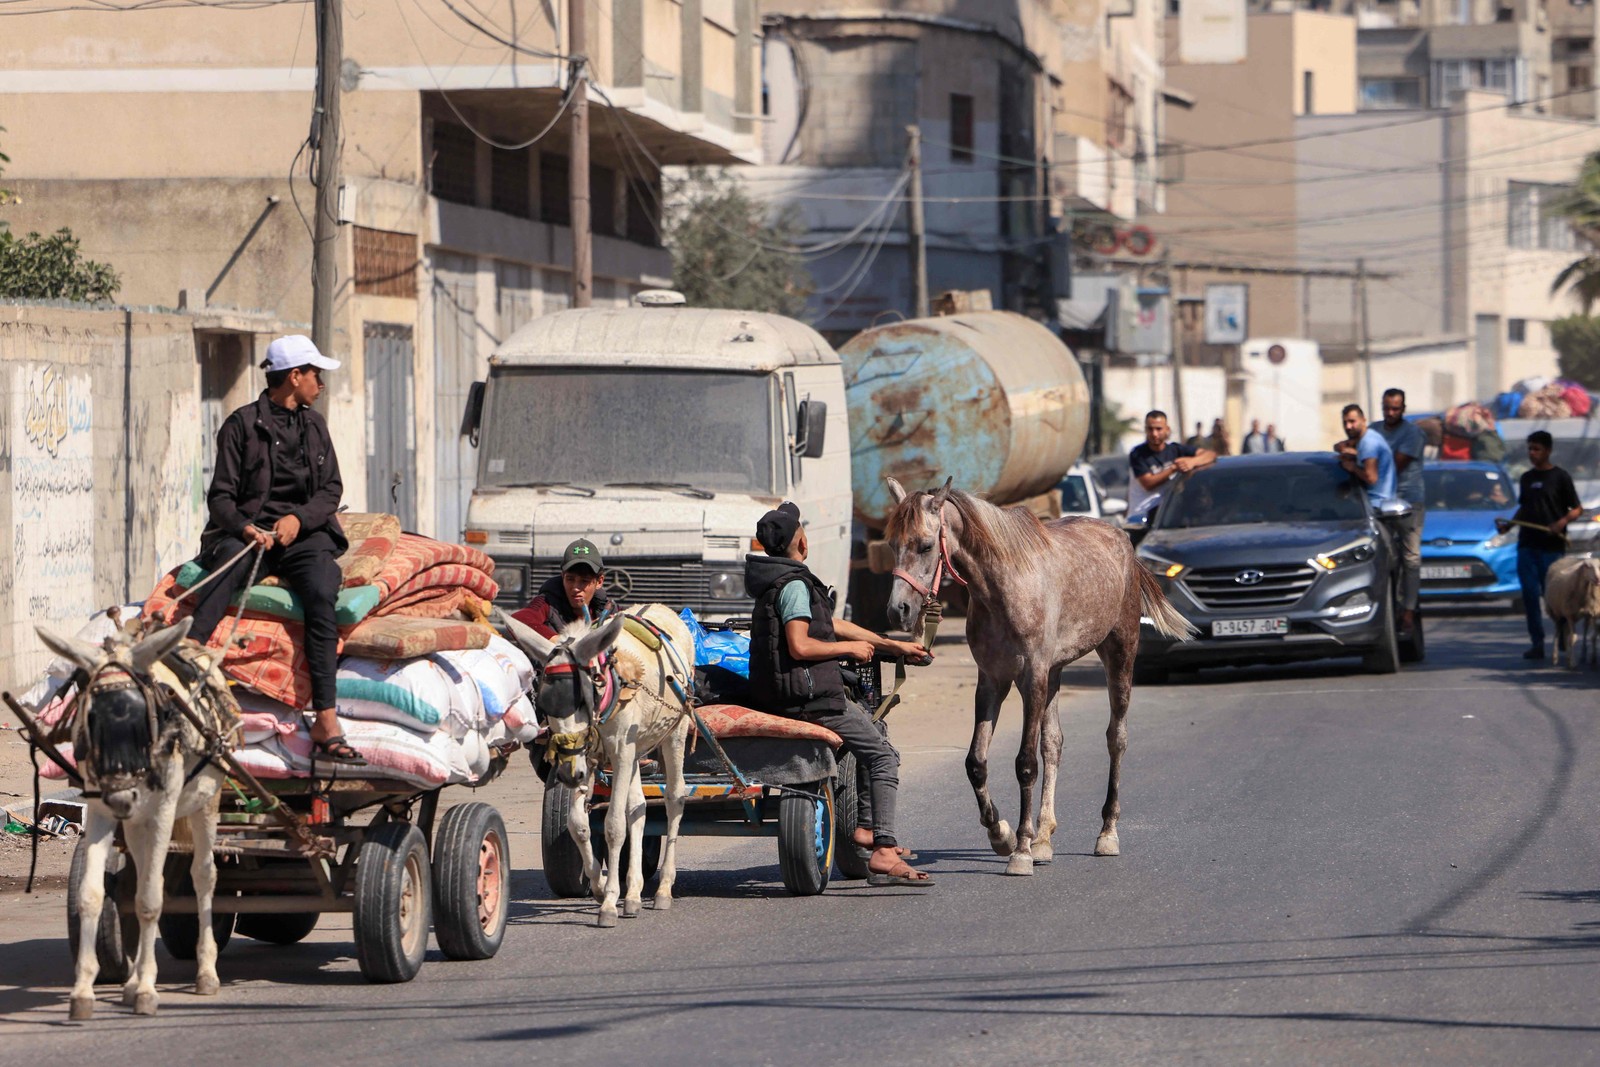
[
  {"x1": 501, "y1": 605, "x2": 694, "y2": 927},
  {"x1": 37, "y1": 617, "x2": 236, "y2": 1020}
]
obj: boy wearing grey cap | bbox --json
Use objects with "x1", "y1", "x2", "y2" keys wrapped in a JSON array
[{"x1": 744, "y1": 502, "x2": 935, "y2": 886}]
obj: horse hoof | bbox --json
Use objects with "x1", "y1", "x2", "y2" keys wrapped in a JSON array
[
  {"x1": 988, "y1": 821, "x2": 1017, "y2": 856},
  {"x1": 134, "y1": 992, "x2": 159, "y2": 1016},
  {"x1": 1094, "y1": 832, "x2": 1121, "y2": 857},
  {"x1": 68, "y1": 997, "x2": 95, "y2": 1021},
  {"x1": 121, "y1": 984, "x2": 138, "y2": 1007},
  {"x1": 622, "y1": 899, "x2": 641, "y2": 918},
  {"x1": 596, "y1": 909, "x2": 618, "y2": 929},
  {"x1": 653, "y1": 894, "x2": 673, "y2": 911},
  {"x1": 195, "y1": 974, "x2": 220, "y2": 997},
  {"x1": 1004, "y1": 853, "x2": 1035, "y2": 877},
  {"x1": 1030, "y1": 839, "x2": 1055, "y2": 864}
]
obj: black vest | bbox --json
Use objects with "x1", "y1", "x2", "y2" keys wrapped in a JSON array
[{"x1": 745, "y1": 554, "x2": 846, "y2": 716}]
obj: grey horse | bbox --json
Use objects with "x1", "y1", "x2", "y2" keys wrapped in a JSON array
[{"x1": 883, "y1": 478, "x2": 1194, "y2": 875}]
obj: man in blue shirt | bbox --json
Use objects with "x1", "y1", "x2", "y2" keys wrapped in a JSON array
[
  {"x1": 1336, "y1": 403, "x2": 1395, "y2": 505},
  {"x1": 1373, "y1": 389, "x2": 1426, "y2": 633}
]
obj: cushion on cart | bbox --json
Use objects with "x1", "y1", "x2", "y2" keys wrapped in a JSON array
[{"x1": 694, "y1": 704, "x2": 843, "y2": 747}]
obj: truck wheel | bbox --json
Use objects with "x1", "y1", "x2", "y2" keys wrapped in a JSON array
[
  {"x1": 777, "y1": 780, "x2": 835, "y2": 897},
  {"x1": 353, "y1": 822, "x2": 431, "y2": 983},
  {"x1": 540, "y1": 782, "x2": 590, "y2": 898},
  {"x1": 432, "y1": 803, "x2": 510, "y2": 961},
  {"x1": 832, "y1": 753, "x2": 870, "y2": 880},
  {"x1": 157, "y1": 854, "x2": 235, "y2": 961},
  {"x1": 1362, "y1": 583, "x2": 1401, "y2": 675},
  {"x1": 66, "y1": 837, "x2": 136, "y2": 984},
  {"x1": 236, "y1": 911, "x2": 320, "y2": 945}
]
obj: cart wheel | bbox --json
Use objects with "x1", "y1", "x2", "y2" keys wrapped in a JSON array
[
  {"x1": 777, "y1": 780, "x2": 835, "y2": 896},
  {"x1": 235, "y1": 911, "x2": 320, "y2": 945},
  {"x1": 433, "y1": 803, "x2": 510, "y2": 961},
  {"x1": 620, "y1": 834, "x2": 663, "y2": 887},
  {"x1": 832, "y1": 753, "x2": 869, "y2": 880},
  {"x1": 67, "y1": 837, "x2": 137, "y2": 985},
  {"x1": 157, "y1": 855, "x2": 236, "y2": 961},
  {"x1": 353, "y1": 822, "x2": 431, "y2": 983},
  {"x1": 540, "y1": 782, "x2": 591, "y2": 898}
]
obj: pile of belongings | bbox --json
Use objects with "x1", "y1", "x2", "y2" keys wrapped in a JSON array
[
  {"x1": 1492, "y1": 377, "x2": 1600, "y2": 421},
  {"x1": 1427, "y1": 402, "x2": 1506, "y2": 463},
  {"x1": 35, "y1": 515, "x2": 542, "y2": 790}
]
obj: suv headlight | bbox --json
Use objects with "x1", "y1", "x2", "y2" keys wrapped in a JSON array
[
  {"x1": 709, "y1": 571, "x2": 746, "y2": 599},
  {"x1": 492, "y1": 565, "x2": 526, "y2": 596},
  {"x1": 1137, "y1": 552, "x2": 1185, "y2": 579},
  {"x1": 1312, "y1": 538, "x2": 1377, "y2": 571}
]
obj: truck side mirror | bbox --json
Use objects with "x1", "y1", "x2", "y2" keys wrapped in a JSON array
[
  {"x1": 794, "y1": 398, "x2": 827, "y2": 459},
  {"x1": 461, "y1": 381, "x2": 485, "y2": 447}
]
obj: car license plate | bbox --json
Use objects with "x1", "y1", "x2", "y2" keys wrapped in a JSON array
[
  {"x1": 1212, "y1": 617, "x2": 1288, "y2": 638},
  {"x1": 1422, "y1": 564, "x2": 1473, "y2": 581}
]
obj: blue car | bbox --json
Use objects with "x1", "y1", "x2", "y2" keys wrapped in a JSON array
[{"x1": 1417, "y1": 461, "x2": 1519, "y2": 606}]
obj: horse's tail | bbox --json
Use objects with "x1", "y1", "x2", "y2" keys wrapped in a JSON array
[{"x1": 1136, "y1": 566, "x2": 1198, "y2": 641}]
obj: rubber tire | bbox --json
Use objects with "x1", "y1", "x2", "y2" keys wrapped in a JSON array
[
  {"x1": 67, "y1": 837, "x2": 137, "y2": 985},
  {"x1": 832, "y1": 752, "x2": 870, "y2": 880},
  {"x1": 1399, "y1": 606, "x2": 1426, "y2": 664},
  {"x1": 777, "y1": 780, "x2": 835, "y2": 897},
  {"x1": 353, "y1": 822, "x2": 431, "y2": 984},
  {"x1": 432, "y1": 803, "x2": 510, "y2": 961},
  {"x1": 619, "y1": 834, "x2": 663, "y2": 889},
  {"x1": 540, "y1": 782, "x2": 590, "y2": 899},
  {"x1": 1362, "y1": 583, "x2": 1401, "y2": 675},
  {"x1": 157, "y1": 854, "x2": 236, "y2": 961},
  {"x1": 236, "y1": 911, "x2": 320, "y2": 945}
]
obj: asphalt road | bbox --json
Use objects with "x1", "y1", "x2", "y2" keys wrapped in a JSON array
[{"x1": 3, "y1": 609, "x2": 1599, "y2": 1065}]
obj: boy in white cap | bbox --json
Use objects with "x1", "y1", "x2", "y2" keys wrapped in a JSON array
[{"x1": 187, "y1": 335, "x2": 360, "y2": 763}]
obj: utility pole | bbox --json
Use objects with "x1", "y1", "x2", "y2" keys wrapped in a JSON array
[
  {"x1": 310, "y1": 0, "x2": 342, "y2": 355},
  {"x1": 1356, "y1": 257, "x2": 1371, "y2": 414},
  {"x1": 906, "y1": 124, "x2": 928, "y2": 319},
  {"x1": 1165, "y1": 251, "x2": 1185, "y2": 434},
  {"x1": 569, "y1": 0, "x2": 591, "y2": 309}
]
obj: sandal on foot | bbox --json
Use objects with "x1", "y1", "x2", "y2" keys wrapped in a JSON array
[
  {"x1": 867, "y1": 864, "x2": 934, "y2": 888},
  {"x1": 852, "y1": 837, "x2": 918, "y2": 861},
  {"x1": 311, "y1": 735, "x2": 366, "y2": 765}
]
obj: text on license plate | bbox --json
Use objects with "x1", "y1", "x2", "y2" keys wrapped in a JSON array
[
  {"x1": 1421, "y1": 564, "x2": 1473, "y2": 580},
  {"x1": 1212, "y1": 617, "x2": 1288, "y2": 637}
]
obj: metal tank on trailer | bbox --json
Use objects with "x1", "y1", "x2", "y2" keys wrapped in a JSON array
[{"x1": 841, "y1": 310, "x2": 1091, "y2": 529}]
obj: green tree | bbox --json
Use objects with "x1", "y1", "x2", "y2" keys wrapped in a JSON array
[
  {"x1": 1549, "y1": 150, "x2": 1600, "y2": 312},
  {"x1": 1550, "y1": 314, "x2": 1600, "y2": 388},
  {"x1": 1096, "y1": 398, "x2": 1139, "y2": 456},
  {"x1": 0, "y1": 129, "x2": 120, "y2": 302},
  {"x1": 663, "y1": 167, "x2": 811, "y2": 317}
]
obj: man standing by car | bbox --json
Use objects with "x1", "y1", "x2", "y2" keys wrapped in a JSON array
[
  {"x1": 1127, "y1": 410, "x2": 1217, "y2": 513},
  {"x1": 1507, "y1": 431, "x2": 1584, "y2": 660},
  {"x1": 1374, "y1": 389, "x2": 1426, "y2": 634},
  {"x1": 1336, "y1": 403, "x2": 1396, "y2": 506}
]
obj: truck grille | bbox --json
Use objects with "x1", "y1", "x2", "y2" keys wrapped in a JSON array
[
  {"x1": 494, "y1": 557, "x2": 751, "y2": 613},
  {"x1": 1182, "y1": 564, "x2": 1318, "y2": 610}
]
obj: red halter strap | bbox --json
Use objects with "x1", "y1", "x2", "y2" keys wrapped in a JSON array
[{"x1": 892, "y1": 508, "x2": 968, "y2": 598}]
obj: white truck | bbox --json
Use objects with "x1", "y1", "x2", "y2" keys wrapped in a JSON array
[{"x1": 459, "y1": 302, "x2": 853, "y2": 619}]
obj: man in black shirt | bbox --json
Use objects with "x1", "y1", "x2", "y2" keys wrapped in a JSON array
[
  {"x1": 1509, "y1": 430, "x2": 1584, "y2": 660},
  {"x1": 186, "y1": 336, "x2": 357, "y2": 762},
  {"x1": 1127, "y1": 409, "x2": 1217, "y2": 513}
]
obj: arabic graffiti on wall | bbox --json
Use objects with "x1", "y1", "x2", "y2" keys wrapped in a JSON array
[{"x1": 12, "y1": 363, "x2": 96, "y2": 640}]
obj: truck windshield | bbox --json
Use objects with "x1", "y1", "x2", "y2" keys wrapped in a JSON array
[{"x1": 477, "y1": 368, "x2": 777, "y2": 494}]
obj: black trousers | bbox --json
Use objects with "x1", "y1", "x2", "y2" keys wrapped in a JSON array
[
  {"x1": 803, "y1": 699, "x2": 899, "y2": 849},
  {"x1": 188, "y1": 530, "x2": 342, "y2": 710}
]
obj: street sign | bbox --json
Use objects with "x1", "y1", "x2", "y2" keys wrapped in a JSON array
[{"x1": 1204, "y1": 283, "x2": 1248, "y2": 345}]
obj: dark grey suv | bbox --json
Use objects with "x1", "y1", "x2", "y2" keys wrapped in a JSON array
[{"x1": 1131, "y1": 453, "x2": 1421, "y2": 681}]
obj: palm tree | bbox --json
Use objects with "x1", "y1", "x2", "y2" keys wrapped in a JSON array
[{"x1": 1549, "y1": 150, "x2": 1600, "y2": 312}]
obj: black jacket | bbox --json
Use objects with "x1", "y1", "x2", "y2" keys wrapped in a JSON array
[
  {"x1": 202, "y1": 392, "x2": 347, "y2": 553},
  {"x1": 745, "y1": 553, "x2": 845, "y2": 715}
]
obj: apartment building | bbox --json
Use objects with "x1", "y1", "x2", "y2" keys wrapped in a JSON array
[
  {"x1": 744, "y1": 0, "x2": 1169, "y2": 341},
  {"x1": 0, "y1": 0, "x2": 762, "y2": 541}
]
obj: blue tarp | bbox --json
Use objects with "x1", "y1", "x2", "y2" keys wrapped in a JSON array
[{"x1": 679, "y1": 608, "x2": 751, "y2": 678}]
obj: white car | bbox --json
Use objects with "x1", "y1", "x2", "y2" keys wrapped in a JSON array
[{"x1": 1060, "y1": 463, "x2": 1127, "y2": 520}]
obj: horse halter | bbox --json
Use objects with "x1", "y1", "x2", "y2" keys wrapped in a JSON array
[
  {"x1": 893, "y1": 502, "x2": 969, "y2": 599},
  {"x1": 542, "y1": 642, "x2": 620, "y2": 777}
]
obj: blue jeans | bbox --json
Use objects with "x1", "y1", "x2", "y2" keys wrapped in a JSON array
[{"x1": 1517, "y1": 545, "x2": 1565, "y2": 646}]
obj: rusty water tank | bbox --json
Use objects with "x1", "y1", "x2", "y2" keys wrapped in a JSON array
[{"x1": 842, "y1": 310, "x2": 1090, "y2": 528}]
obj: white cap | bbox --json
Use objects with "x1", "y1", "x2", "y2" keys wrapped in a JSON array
[{"x1": 263, "y1": 335, "x2": 341, "y2": 373}]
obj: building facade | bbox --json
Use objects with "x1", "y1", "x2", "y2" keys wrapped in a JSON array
[{"x1": 1, "y1": 0, "x2": 762, "y2": 542}]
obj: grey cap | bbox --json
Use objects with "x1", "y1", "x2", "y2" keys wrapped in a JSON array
[{"x1": 561, "y1": 538, "x2": 603, "y2": 573}]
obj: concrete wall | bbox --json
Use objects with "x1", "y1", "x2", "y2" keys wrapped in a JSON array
[{"x1": 0, "y1": 304, "x2": 205, "y2": 686}]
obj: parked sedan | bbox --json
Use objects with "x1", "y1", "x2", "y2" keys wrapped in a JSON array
[
  {"x1": 1133, "y1": 453, "x2": 1417, "y2": 681},
  {"x1": 1417, "y1": 461, "x2": 1519, "y2": 607}
]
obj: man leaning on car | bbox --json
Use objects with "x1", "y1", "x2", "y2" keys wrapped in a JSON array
[{"x1": 1373, "y1": 389, "x2": 1426, "y2": 635}]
